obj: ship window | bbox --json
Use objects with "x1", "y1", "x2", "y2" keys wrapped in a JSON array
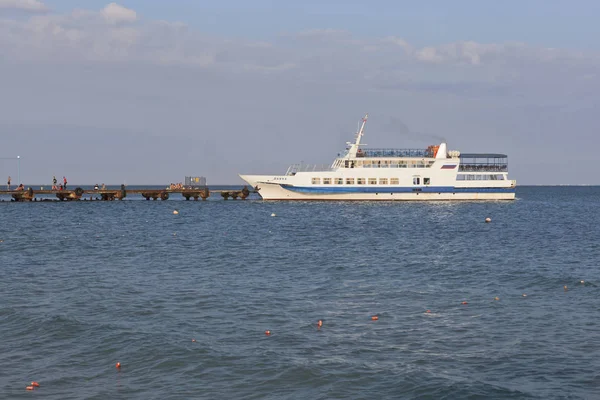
[
  {"x1": 323, "y1": 178, "x2": 331, "y2": 185},
  {"x1": 424, "y1": 178, "x2": 430, "y2": 185},
  {"x1": 390, "y1": 178, "x2": 399, "y2": 185},
  {"x1": 368, "y1": 178, "x2": 377, "y2": 185},
  {"x1": 346, "y1": 178, "x2": 355, "y2": 185},
  {"x1": 456, "y1": 174, "x2": 466, "y2": 181},
  {"x1": 357, "y1": 178, "x2": 366, "y2": 185},
  {"x1": 335, "y1": 178, "x2": 343, "y2": 185},
  {"x1": 379, "y1": 178, "x2": 388, "y2": 185},
  {"x1": 312, "y1": 178, "x2": 321, "y2": 184},
  {"x1": 413, "y1": 177, "x2": 420, "y2": 185}
]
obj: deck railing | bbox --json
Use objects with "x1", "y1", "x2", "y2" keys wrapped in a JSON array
[
  {"x1": 359, "y1": 149, "x2": 433, "y2": 158},
  {"x1": 286, "y1": 164, "x2": 334, "y2": 176},
  {"x1": 459, "y1": 164, "x2": 508, "y2": 172}
]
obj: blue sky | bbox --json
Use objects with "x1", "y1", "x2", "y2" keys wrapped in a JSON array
[
  {"x1": 49, "y1": 0, "x2": 600, "y2": 49},
  {"x1": 0, "y1": 0, "x2": 599, "y2": 185}
]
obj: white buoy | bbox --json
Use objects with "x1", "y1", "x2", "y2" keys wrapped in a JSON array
[
  {"x1": 271, "y1": 213, "x2": 276, "y2": 217},
  {"x1": 173, "y1": 210, "x2": 179, "y2": 215},
  {"x1": 522, "y1": 293, "x2": 527, "y2": 297},
  {"x1": 485, "y1": 217, "x2": 491, "y2": 223}
]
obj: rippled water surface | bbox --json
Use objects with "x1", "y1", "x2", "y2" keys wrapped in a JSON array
[{"x1": 1, "y1": 186, "x2": 599, "y2": 399}]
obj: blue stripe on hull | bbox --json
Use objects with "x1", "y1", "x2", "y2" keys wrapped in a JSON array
[{"x1": 280, "y1": 184, "x2": 515, "y2": 194}]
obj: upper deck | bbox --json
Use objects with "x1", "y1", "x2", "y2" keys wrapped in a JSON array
[
  {"x1": 356, "y1": 148, "x2": 434, "y2": 158},
  {"x1": 282, "y1": 114, "x2": 510, "y2": 176},
  {"x1": 459, "y1": 153, "x2": 508, "y2": 172}
]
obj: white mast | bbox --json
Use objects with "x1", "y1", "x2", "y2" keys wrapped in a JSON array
[{"x1": 346, "y1": 113, "x2": 368, "y2": 158}]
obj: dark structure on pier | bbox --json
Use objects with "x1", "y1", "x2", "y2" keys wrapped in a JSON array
[{"x1": 184, "y1": 176, "x2": 206, "y2": 186}]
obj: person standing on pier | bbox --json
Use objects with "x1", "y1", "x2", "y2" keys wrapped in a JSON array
[
  {"x1": 63, "y1": 176, "x2": 68, "y2": 189},
  {"x1": 52, "y1": 176, "x2": 57, "y2": 190},
  {"x1": 7, "y1": 176, "x2": 10, "y2": 190}
]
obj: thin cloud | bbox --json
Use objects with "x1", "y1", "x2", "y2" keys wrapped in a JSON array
[
  {"x1": 0, "y1": 2, "x2": 598, "y2": 102},
  {"x1": 101, "y1": 3, "x2": 137, "y2": 24},
  {"x1": 0, "y1": 0, "x2": 47, "y2": 12}
]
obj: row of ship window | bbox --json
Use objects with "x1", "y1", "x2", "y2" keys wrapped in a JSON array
[
  {"x1": 311, "y1": 177, "x2": 432, "y2": 185},
  {"x1": 456, "y1": 174, "x2": 505, "y2": 180},
  {"x1": 340, "y1": 160, "x2": 436, "y2": 168},
  {"x1": 310, "y1": 175, "x2": 504, "y2": 185}
]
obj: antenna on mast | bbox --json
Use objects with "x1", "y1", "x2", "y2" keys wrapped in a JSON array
[
  {"x1": 345, "y1": 113, "x2": 368, "y2": 158},
  {"x1": 355, "y1": 113, "x2": 368, "y2": 146}
]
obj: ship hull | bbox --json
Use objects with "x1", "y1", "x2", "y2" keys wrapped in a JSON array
[{"x1": 239, "y1": 175, "x2": 516, "y2": 201}]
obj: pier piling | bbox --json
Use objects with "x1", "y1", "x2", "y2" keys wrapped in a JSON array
[{"x1": 1, "y1": 186, "x2": 254, "y2": 202}]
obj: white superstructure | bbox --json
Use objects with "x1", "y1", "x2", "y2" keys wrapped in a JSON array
[{"x1": 240, "y1": 114, "x2": 516, "y2": 201}]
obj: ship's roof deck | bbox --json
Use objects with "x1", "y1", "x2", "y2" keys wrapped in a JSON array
[{"x1": 459, "y1": 153, "x2": 508, "y2": 172}]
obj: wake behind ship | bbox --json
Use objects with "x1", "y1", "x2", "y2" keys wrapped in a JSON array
[{"x1": 240, "y1": 114, "x2": 516, "y2": 201}]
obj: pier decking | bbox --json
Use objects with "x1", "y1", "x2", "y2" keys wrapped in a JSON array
[{"x1": 0, "y1": 186, "x2": 255, "y2": 202}]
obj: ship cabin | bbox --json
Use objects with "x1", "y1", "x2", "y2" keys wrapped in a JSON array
[
  {"x1": 457, "y1": 153, "x2": 509, "y2": 181},
  {"x1": 282, "y1": 114, "x2": 509, "y2": 183}
]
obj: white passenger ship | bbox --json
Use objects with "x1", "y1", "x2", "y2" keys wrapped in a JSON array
[{"x1": 240, "y1": 114, "x2": 516, "y2": 201}]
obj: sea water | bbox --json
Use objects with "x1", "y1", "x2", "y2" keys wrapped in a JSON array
[{"x1": 0, "y1": 186, "x2": 599, "y2": 399}]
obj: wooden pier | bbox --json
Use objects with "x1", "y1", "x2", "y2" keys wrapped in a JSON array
[{"x1": 0, "y1": 186, "x2": 255, "y2": 202}]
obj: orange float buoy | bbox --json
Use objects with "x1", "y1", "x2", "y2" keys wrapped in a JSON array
[
  {"x1": 564, "y1": 285, "x2": 568, "y2": 291},
  {"x1": 31, "y1": 382, "x2": 40, "y2": 387},
  {"x1": 494, "y1": 297, "x2": 500, "y2": 301},
  {"x1": 371, "y1": 315, "x2": 379, "y2": 321},
  {"x1": 26, "y1": 386, "x2": 34, "y2": 391},
  {"x1": 116, "y1": 362, "x2": 121, "y2": 369},
  {"x1": 191, "y1": 339, "x2": 196, "y2": 342},
  {"x1": 461, "y1": 301, "x2": 468, "y2": 305},
  {"x1": 265, "y1": 330, "x2": 271, "y2": 336}
]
